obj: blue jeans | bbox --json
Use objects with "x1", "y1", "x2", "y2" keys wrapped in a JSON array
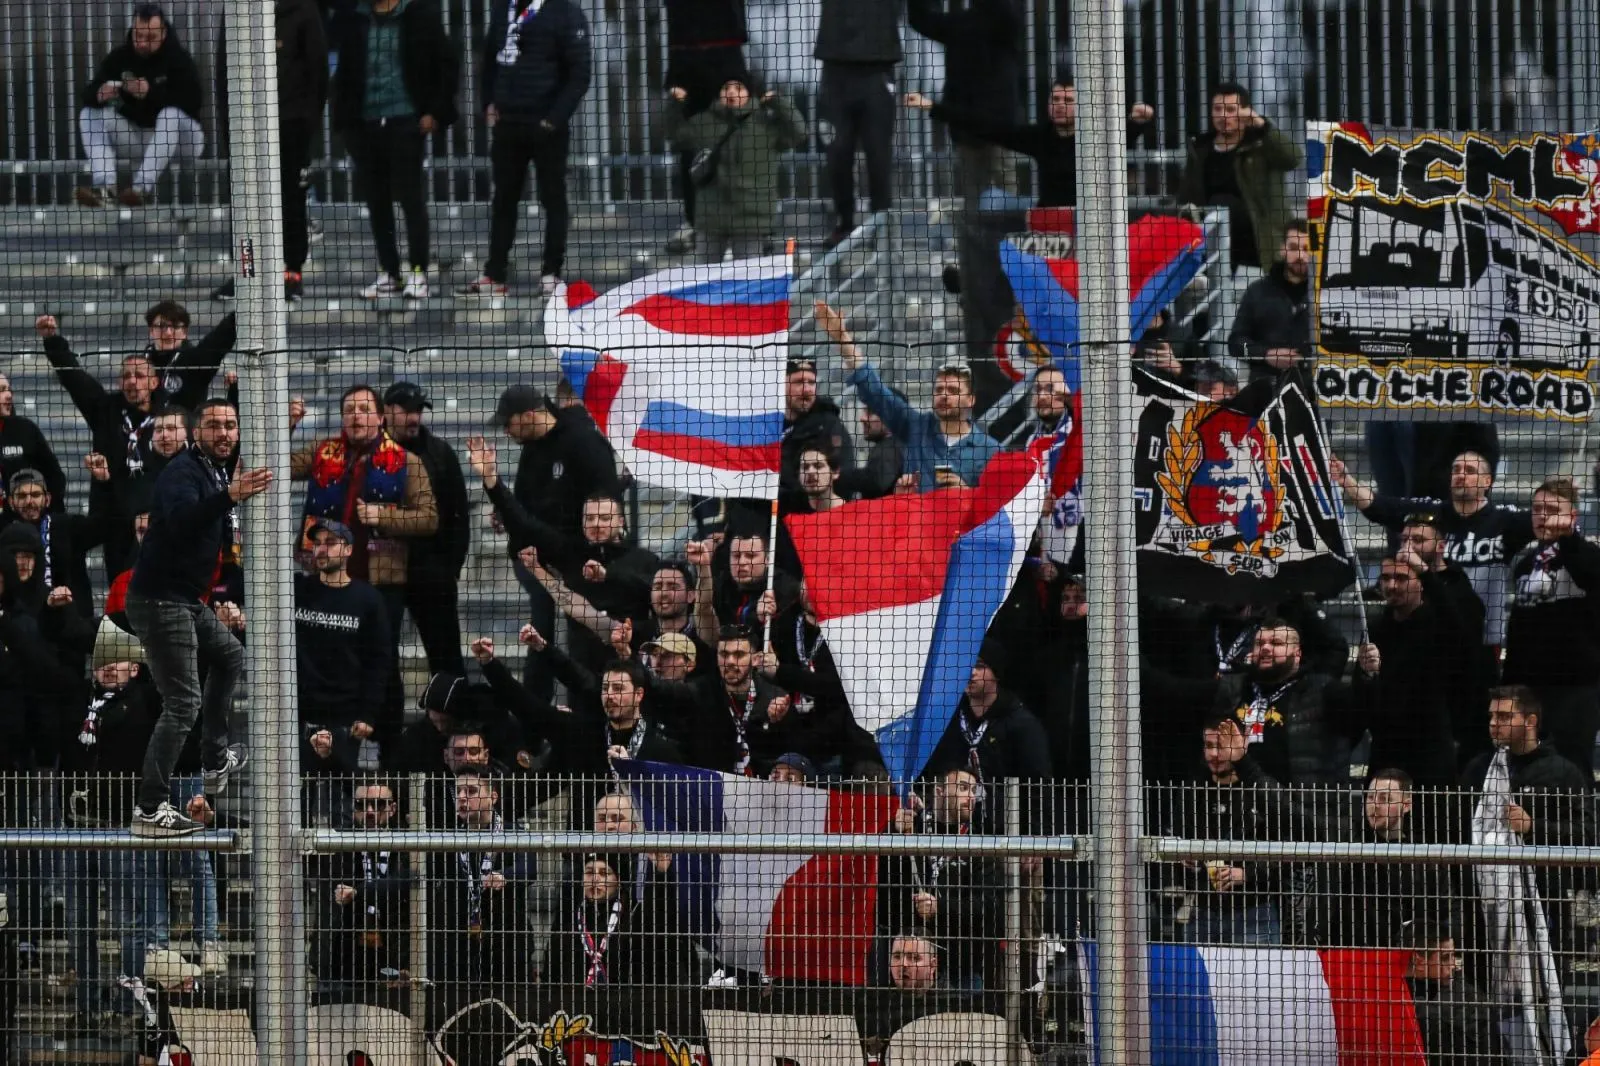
[
  {"x1": 171, "y1": 775, "x2": 220, "y2": 946},
  {"x1": 125, "y1": 593, "x2": 244, "y2": 812},
  {"x1": 1186, "y1": 900, "x2": 1282, "y2": 946}
]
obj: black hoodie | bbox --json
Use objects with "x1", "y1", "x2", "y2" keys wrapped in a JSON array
[
  {"x1": 1228, "y1": 262, "x2": 1311, "y2": 385},
  {"x1": 781, "y1": 396, "x2": 855, "y2": 492},
  {"x1": 82, "y1": 15, "x2": 204, "y2": 128},
  {"x1": 0, "y1": 416, "x2": 67, "y2": 514}
]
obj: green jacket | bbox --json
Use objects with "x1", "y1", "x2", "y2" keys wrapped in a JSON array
[
  {"x1": 663, "y1": 96, "x2": 807, "y2": 232},
  {"x1": 1177, "y1": 122, "x2": 1302, "y2": 270}
]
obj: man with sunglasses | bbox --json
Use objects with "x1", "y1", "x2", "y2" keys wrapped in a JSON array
[
  {"x1": 817, "y1": 300, "x2": 999, "y2": 492},
  {"x1": 311, "y1": 778, "x2": 411, "y2": 1005}
]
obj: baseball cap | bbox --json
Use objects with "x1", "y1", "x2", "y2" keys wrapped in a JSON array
[
  {"x1": 493, "y1": 385, "x2": 551, "y2": 425},
  {"x1": 642, "y1": 632, "x2": 698, "y2": 664},
  {"x1": 383, "y1": 381, "x2": 432, "y2": 412},
  {"x1": 786, "y1": 357, "x2": 818, "y2": 375},
  {"x1": 307, "y1": 517, "x2": 354, "y2": 544},
  {"x1": 773, "y1": 752, "x2": 817, "y2": 779},
  {"x1": 7, "y1": 469, "x2": 46, "y2": 496}
]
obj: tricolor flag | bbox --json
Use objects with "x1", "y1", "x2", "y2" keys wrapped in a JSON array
[
  {"x1": 784, "y1": 451, "x2": 1048, "y2": 784},
  {"x1": 617, "y1": 760, "x2": 896, "y2": 985},
  {"x1": 999, "y1": 213, "x2": 1208, "y2": 389},
  {"x1": 545, "y1": 257, "x2": 792, "y2": 498},
  {"x1": 1080, "y1": 943, "x2": 1428, "y2": 1065}
]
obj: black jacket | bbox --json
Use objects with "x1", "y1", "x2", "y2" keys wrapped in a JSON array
[
  {"x1": 1228, "y1": 262, "x2": 1311, "y2": 385},
  {"x1": 60, "y1": 672, "x2": 163, "y2": 824},
  {"x1": 907, "y1": 0, "x2": 1021, "y2": 134},
  {"x1": 329, "y1": 0, "x2": 460, "y2": 132},
  {"x1": 1210, "y1": 669, "x2": 1370, "y2": 785},
  {"x1": 781, "y1": 397, "x2": 855, "y2": 492},
  {"x1": 1461, "y1": 744, "x2": 1591, "y2": 847},
  {"x1": 1503, "y1": 533, "x2": 1600, "y2": 686},
  {"x1": 1364, "y1": 567, "x2": 1485, "y2": 785},
  {"x1": 886, "y1": 813, "x2": 1003, "y2": 986},
  {"x1": 129, "y1": 449, "x2": 237, "y2": 604},
  {"x1": 215, "y1": 0, "x2": 330, "y2": 144},
  {"x1": 928, "y1": 106, "x2": 1149, "y2": 207},
  {"x1": 0, "y1": 511, "x2": 104, "y2": 622},
  {"x1": 665, "y1": 0, "x2": 747, "y2": 49},
  {"x1": 650, "y1": 673, "x2": 799, "y2": 775},
  {"x1": 512, "y1": 412, "x2": 620, "y2": 535},
  {"x1": 1154, "y1": 753, "x2": 1294, "y2": 912},
  {"x1": 814, "y1": 0, "x2": 904, "y2": 65},
  {"x1": 0, "y1": 416, "x2": 67, "y2": 514},
  {"x1": 82, "y1": 19, "x2": 203, "y2": 128},
  {"x1": 310, "y1": 847, "x2": 411, "y2": 982},
  {"x1": 399, "y1": 426, "x2": 470, "y2": 579},
  {"x1": 480, "y1": 0, "x2": 592, "y2": 127},
  {"x1": 425, "y1": 830, "x2": 535, "y2": 986},
  {"x1": 836, "y1": 434, "x2": 904, "y2": 500},
  {"x1": 1407, "y1": 976, "x2": 1502, "y2": 1066}
]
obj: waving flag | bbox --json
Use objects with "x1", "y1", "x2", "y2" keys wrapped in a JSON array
[
  {"x1": 545, "y1": 257, "x2": 791, "y2": 498},
  {"x1": 785, "y1": 452, "x2": 1047, "y2": 783},
  {"x1": 617, "y1": 760, "x2": 896, "y2": 985},
  {"x1": 1000, "y1": 213, "x2": 1207, "y2": 389},
  {"x1": 1080, "y1": 943, "x2": 1428, "y2": 1065}
]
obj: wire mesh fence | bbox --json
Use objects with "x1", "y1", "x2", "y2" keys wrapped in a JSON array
[{"x1": 1, "y1": 0, "x2": 1599, "y2": 1063}]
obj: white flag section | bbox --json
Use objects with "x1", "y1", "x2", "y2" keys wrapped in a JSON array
[
  {"x1": 545, "y1": 257, "x2": 792, "y2": 499},
  {"x1": 1472, "y1": 749, "x2": 1572, "y2": 1064}
]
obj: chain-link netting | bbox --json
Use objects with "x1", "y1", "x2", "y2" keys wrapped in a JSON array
[{"x1": 3, "y1": 0, "x2": 1600, "y2": 1062}]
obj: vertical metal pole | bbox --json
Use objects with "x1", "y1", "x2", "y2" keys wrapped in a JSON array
[
  {"x1": 1003, "y1": 779, "x2": 1025, "y2": 1066},
  {"x1": 1071, "y1": 0, "x2": 1149, "y2": 1063},
  {"x1": 407, "y1": 774, "x2": 431, "y2": 1043},
  {"x1": 226, "y1": 0, "x2": 303, "y2": 1060}
]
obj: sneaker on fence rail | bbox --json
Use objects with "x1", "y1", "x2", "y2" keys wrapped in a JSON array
[
  {"x1": 456, "y1": 275, "x2": 508, "y2": 299},
  {"x1": 540, "y1": 273, "x2": 562, "y2": 297},
  {"x1": 403, "y1": 266, "x2": 430, "y2": 300},
  {"x1": 201, "y1": 942, "x2": 228, "y2": 976},
  {"x1": 361, "y1": 272, "x2": 402, "y2": 299},
  {"x1": 73, "y1": 185, "x2": 116, "y2": 209},
  {"x1": 131, "y1": 801, "x2": 205, "y2": 838},
  {"x1": 202, "y1": 743, "x2": 249, "y2": 795},
  {"x1": 284, "y1": 271, "x2": 304, "y2": 303},
  {"x1": 664, "y1": 223, "x2": 697, "y2": 255}
]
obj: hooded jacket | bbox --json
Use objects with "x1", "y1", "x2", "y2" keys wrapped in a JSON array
[
  {"x1": 82, "y1": 16, "x2": 204, "y2": 128},
  {"x1": 662, "y1": 93, "x2": 808, "y2": 232},
  {"x1": 780, "y1": 395, "x2": 856, "y2": 492},
  {"x1": 1177, "y1": 121, "x2": 1302, "y2": 271},
  {"x1": 329, "y1": 0, "x2": 460, "y2": 133},
  {"x1": 1502, "y1": 532, "x2": 1600, "y2": 687},
  {"x1": 0, "y1": 415, "x2": 67, "y2": 514},
  {"x1": 512, "y1": 410, "x2": 621, "y2": 535},
  {"x1": 1212, "y1": 668, "x2": 1371, "y2": 785},
  {"x1": 479, "y1": 0, "x2": 592, "y2": 127}
]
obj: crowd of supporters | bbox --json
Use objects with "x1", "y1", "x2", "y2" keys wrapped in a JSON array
[{"x1": 10, "y1": 0, "x2": 1600, "y2": 1063}]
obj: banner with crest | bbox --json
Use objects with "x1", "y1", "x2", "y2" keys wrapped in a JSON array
[{"x1": 1134, "y1": 370, "x2": 1356, "y2": 605}]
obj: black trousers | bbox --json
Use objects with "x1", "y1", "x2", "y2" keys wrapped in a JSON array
[
  {"x1": 1534, "y1": 682, "x2": 1600, "y2": 780},
  {"x1": 486, "y1": 121, "x2": 569, "y2": 282},
  {"x1": 404, "y1": 572, "x2": 467, "y2": 679},
  {"x1": 376, "y1": 583, "x2": 407, "y2": 756},
  {"x1": 820, "y1": 62, "x2": 896, "y2": 226},
  {"x1": 348, "y1": 117, "x2": 429, "y2": 279},
  {"x1": 282, "y1": 117, "x2": 315, "y2": 274},
  {"x1": 665, "y1": 43, "x2": 748, "y2": 226}
]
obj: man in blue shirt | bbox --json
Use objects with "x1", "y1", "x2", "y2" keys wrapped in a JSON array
[{"x1": 816, "y1": 300, "x2": 999, "y2": 491}]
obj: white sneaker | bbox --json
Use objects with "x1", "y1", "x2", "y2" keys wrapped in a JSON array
[
  {"x1": 664, "y1": 223, "x2": 697, "y2": 255},
  {"x1": 201, "y1": 942, "x2": 228, "y2": 976},
  {"x1": 130, "y1": 802, "x2": 204, "y2": 838},
  {"x1": 361, "y1": 272, "x2": 401, "y2": 299},
  {"x1": 540, "y1": 274, "x2": 561, "y2": 297},
  {"x1": 202, "y1": 743, "x2": 249, "y2": 795},
  {"x1": 403, "y1": 267, "x2": 430, "y2": 300}
]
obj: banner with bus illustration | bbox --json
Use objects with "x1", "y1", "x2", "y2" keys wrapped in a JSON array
[{"x1": 1307, "y1": 122, "x2": 1600, "y2": 420}]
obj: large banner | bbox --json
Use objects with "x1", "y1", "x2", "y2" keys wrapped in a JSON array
[{"x1": 1308, "y1": 122, "x2": 1600, "y2": 420}]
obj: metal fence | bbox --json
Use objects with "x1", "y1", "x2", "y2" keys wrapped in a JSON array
[{"x1": 6, "y1": 0, "x2": 1600, "y2": 206}]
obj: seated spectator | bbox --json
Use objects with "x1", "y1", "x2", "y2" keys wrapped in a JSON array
[
  {"x1": 1405, "y1": 921, "x2": 1502, "y2": 1064},
  {"x1": 780, "y1": 357, "x2": 856, "y2": 493},
  {"x1": 1164, "y1": 717, "x2": 1291, "y2": 946},
  {"x1": 888, "y1": 768, "x2": 1003, "y2": 989},
  {"x1": 1227, "y1": 219, "x2": 1311, "y2": 386},
  {"x1": 0, "y1": 373, "x2": 67, "y2": 511},
  {"x1": 1360, "y1": 544, "x2": 1484, "y2": 785},
  {"x1": 1502, "y1": 477, "x2": 1600, "y2": 773},
  {"x1": 662, "y1": 74, "x2": 807, "y2": 263},
  {"x1": 902, "y1": 78, "x2": 1152, "y2": 208},
  {"x1": 309, "y1": 778, "x2": 410, "y2": 1006},
  {"x1": 540, "y1": 852, "x2": 693, "y2": 1035},
  {"x1": 74, "y1": 4, "x2": 204, "y2": 208},
  {"x1": 857, "y1": 932, "x2": 975, "y2": 1055},
  {"x1": 817, "y1": 300, "x2": 1000, "y2": 491}
]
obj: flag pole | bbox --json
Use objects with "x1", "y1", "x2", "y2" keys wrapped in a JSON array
[{"x1": 765, "y1": 238, "x2": 796, "y2": 650}]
